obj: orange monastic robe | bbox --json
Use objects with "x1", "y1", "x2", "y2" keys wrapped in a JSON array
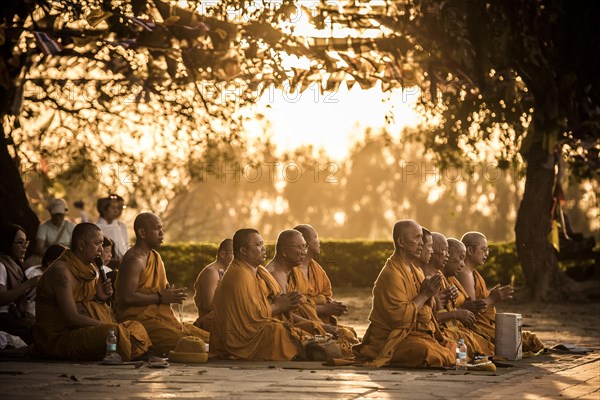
[
  {"x1": 354, "y1": 254, "x2": 456, "y2": 367},
  {"x1": 440, "y1": 276, "x2": 494, "y2": 356},
  {"x1": 288, "y1": 267, "x2": 359, "y2": 355},
  {"x1": 33, "y1": 250, "x2": 151, "y2": 361},
  {"x1": 453, "y1": 270, "x2": 496, "y2": 345},
  {"x1": 211, "y1": 259, "x2": 308, "y2": 361},
  {"x1": 115, "y1": 250, "x2": 209, "y2": 355},
  {"x1": 303, "y1": 260, "x2": 333, "y2": 321}
]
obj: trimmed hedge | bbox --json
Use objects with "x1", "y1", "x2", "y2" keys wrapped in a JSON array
[{"x1": 160, "y1": 240, "x2": 524, "y2": 289}]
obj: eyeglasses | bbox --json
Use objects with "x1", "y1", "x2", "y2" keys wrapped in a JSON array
[
  {"x1": 287, "y1": 244, "x2": 309, "y2": 251},
  {"x1": 13, "y1": 239, "x2": 30, "y2": 247}
]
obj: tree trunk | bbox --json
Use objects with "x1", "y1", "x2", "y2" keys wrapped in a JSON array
[
  {"x1": 0, "y1": 126, "x2": 39, "y2": 252},
  {"x1": 515, "y1": 135, "x2": 576, "y2": 301}
]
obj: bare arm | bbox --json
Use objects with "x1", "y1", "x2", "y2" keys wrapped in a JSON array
[
  {"x1": 117, "y1": 253, "x2": 186, "y2": 306},
  {"x1": 51, "y1": 263, "x2": 103, "y2": 328},
  {"x1": 198, "y1": 268, "x2": 220, "y2": 313},
  {"x1": 457, "y1": 268, "x2": 477, "y2": 300},
  {"x1": 116, "y1": 254, "x2": 160, "y2": 307}
]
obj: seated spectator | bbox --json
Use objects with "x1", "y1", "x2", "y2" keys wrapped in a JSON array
[
  {"x1": 0, "y1": 224, "x2": 40, "y2": 344},
  {"x1": 96, "y1": 195, "x2": 129, "y2": 266},
  {"x1": 35, "y1": 198, "x2": 75, "y2": 257}
]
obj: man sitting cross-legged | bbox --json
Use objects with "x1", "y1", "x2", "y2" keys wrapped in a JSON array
[
  {"x1": 456, "y1": 231, "x2": 513, "y2": 347},
  {"x1": 354, "y1": 219, "x2": 456, "y2": 368},
  {"x1": 211, "y1": 228, "x2": 310, "y2": 361},
  {"x1": 293, "y1": 224, "x2": 351, "y2": 326},
  {"x1": 437, "y1": 237, "x2": 494, "y2": 357},
  {"x1": 32, "y1": 223, "x2": 151, "y2": 361},
  {"x1": 115, "y1": 213, "x2": 209, "y2": 356},
  {"x1": 193, "y1": 238, "x2": 233, "y2": 333}
]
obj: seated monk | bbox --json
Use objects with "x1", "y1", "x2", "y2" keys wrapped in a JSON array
[
  {"x1": 414, "y1": 227, "x2": 435, "y2": 275},
  {"x1": 437, "y1": 237, "x2": 494, "y2": 356},
  {"x1": 293, "y1": 224, "x2": 350, "y2": 325},
  {"x1": 457, "y1": 232, "x2": 513, "y2": 347},
  {"x1": 193, "y1": 238, "x2": 233, "y2": 332},
  {"x1": 32, "y1": 223, "x2": 151, "y2": 361},
  {"x1": 211, "y1": 228, "x2": 310, "y2": 361},
  {"x1": 266, "y1": 230, "x2": 339, "y2": 336},
  {"x1": 354, "y1": 219, "x2": 456, "y2": 368},
  {"x1": 115, "y1": 213, "x2": 209, "y2": 356},
  {"x1": 457, "y1": 232, "x2": 543, "y2": 354}
]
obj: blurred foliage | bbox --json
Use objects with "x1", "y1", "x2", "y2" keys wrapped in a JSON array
[{"x1": 160, "y1": 239, "x2": 526, "y2": 289}]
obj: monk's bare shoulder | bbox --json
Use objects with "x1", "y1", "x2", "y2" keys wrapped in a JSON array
[
  {"x1": 199, "y1": 265, "x2": 220, "y2": 283},
  {"x1": 43, "y1": 260, "x2": 72, "y2": 293},
  {"x1": 120, "y1": 248, "x2": 147, "y2": 272}
]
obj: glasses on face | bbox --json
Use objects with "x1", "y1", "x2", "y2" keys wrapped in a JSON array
[
  {"x1": 287, "y1": 244, "x2": 309, "y2": 251},
  {"x1": 13, "y1": 239, "x2": 30, "y2": 247},
  {"x1": 479, "y1": 246, "x2": 489, "y2": 254}
]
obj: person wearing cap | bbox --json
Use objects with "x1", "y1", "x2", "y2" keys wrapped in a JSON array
[{"x1": 35, "y1": 198, "x2": 75, "y2": 257}]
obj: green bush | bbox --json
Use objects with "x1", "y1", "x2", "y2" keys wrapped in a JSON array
[{"x1": 160, "y1": 240, "x2": 523, "y2": 289}]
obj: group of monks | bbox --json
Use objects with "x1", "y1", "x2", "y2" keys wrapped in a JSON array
[
  {"x1": 31, "y1": 213, "x2": 533, "y2": 368},
  {"x1": 32, "y1": 213, "x2": 208, "y2": 361}
]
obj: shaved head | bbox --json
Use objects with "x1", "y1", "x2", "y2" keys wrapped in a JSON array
[
  {"x1": 134, "y1": 212, "x2": 160, "y2": 236},
  {"x1": 276, "y1": 229, "x2": 304, "y2": 251},
  {"x1": 233, "y1": 228, "x2": 260, "y2": 258},
  {"x1": 461, "y1": 231, "x2": 487, "y2": 247},
  {"x1": 71, "y1": 223, "x2": 101, "y2": 248},
  {"x1": 218, "y1": 238, "x2": 233, "y2": 252},
  {"x1": 294, "y1": 224, "x2": 316, "y2": 240},
  {"x1": 448, "y1": 238, "x2": 466, "y2": 255},
  {"x1": 392, "y1": 219, "x2": 421, "y2": 250}
]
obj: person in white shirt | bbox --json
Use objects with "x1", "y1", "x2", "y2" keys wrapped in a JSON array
[
  {"x1": 95, "y1": 196, "x2": 129, "y2": 266},
  {"x1": 35, "y1": 198, "x2": 75, "y2": 257}
]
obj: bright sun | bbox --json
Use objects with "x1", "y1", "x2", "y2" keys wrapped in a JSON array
[{"x1": 246, "y1": 81, "x2": 423, "y2": 160}]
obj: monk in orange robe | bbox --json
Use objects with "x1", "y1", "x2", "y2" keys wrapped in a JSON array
[
  {"x1": 192, "y1": 238, "x2": 233, "y2": 333},
  {"x1": 211, "y1": 229, "x2": 309, "y2": 361},
  {"x1": 354, "y1": 220, "x2": 456, "y2": 368},
  {"x1": 437, "y1": 237, "x2": 494, "y2": 356},
  {"x1": 293, "y1": 225, "x2": 351, "y2": 326},
  {"x1": 115, "y1": 213, "x2": 209, "y2": 356},
  {"x1": 457, "y1": 232, "x2": 514, "y2": 347},
  {"x1": 32, "y1": 223, "x2": 150, "y2": 361}
]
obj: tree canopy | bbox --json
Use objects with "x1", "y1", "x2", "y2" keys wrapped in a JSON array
[{"x1": 1, "y1": 0, "x2": 598, "y2": 300}]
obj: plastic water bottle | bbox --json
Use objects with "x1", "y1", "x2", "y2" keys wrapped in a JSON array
[
  {"x1": 106, "y1": 329, "x2": 117, "y2": 357},
  {"x1": 456, "y1": 338, "x2": 468, "y2": 370}
]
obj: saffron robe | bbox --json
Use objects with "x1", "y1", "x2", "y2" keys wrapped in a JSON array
[
  {"x1": 211, "y1": 259, "x2": 307, "y2": 361},
  {"x1": 115, "y1": 250, "x2": 209, "y2": 355},
  {"x1": 440, "y1": 275, "x2": 494, "y2": 356},
  {"x1": 32, "y1": 250, "x2": 151, "y2": 361},
  {"x1": 288, "y1": 267, "x2": 358, "y2": 356},
  {"x1": 354, "y1": 254, "x2": 456, "y2": 367}
]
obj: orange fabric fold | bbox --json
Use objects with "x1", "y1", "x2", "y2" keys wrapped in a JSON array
[
  {"x1": 211, "y1": 259, "x2": 307, "y2": 361},
  {"x1": 115, "y1": 250, "x2": 209, "y2": 355},
  {"x1": 353, "y1": 254, "x2": 455, "y2": 368},
  {"x1": 33, "y1": 249, "x2": 150, "y2": 361}
]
